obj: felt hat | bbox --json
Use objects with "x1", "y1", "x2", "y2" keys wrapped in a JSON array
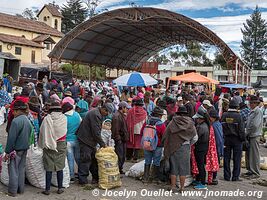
[{"x1": 176, "y1": 105, "x2": 188, "y2": 114}]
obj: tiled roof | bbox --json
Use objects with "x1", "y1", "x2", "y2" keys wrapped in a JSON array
[
  {"x1": 0, "y1": 52, "x2": 20, "y2": 60},
  {"x1": 0, "y1": 12, "x2": 64, "y2": 37},
  {"x1": 32, "y1": 35, "x2": 55, "y2": 43},
  {"x1": 37, "y1": 4, "x2": 63, "y2": 18},
  {"x1": 0, "y1": 33, "x2": 43, "y2": 48}
]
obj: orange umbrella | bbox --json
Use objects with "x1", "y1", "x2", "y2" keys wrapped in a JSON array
[{"x1": 167, "y1": 72, "x2": 219, "y2": 88}]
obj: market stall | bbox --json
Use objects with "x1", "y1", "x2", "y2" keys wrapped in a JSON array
[{"x1": 167, "y1": 72, "x2": 219, "y2": 89}]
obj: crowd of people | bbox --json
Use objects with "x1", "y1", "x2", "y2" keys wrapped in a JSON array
[{"x1": 0, "y1": 77, "x2": 265, "y2": 196}]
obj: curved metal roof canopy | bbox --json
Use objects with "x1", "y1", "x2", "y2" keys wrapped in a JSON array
[{"x1": 49, "y1": 7, "x2": 247, "y2": 71}]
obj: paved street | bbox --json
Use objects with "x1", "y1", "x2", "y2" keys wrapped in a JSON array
[{"x1": 0, "y1": 124, "x2": 266, "y2": 200}]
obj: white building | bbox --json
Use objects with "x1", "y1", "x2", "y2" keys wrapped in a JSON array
[{"x1": 158, "y1": 63, "x2": 267, "y2": 85}]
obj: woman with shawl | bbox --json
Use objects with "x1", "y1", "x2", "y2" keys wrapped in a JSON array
[
  {"x1": 126, "y1": 97, "x2": 147, "y2": 162},
  {"x1": 163, "y1": 106, "x2": 198, "y2": 193},
  {"x1": 39, "y1": 101, "x2": 67, "y2": 195}
]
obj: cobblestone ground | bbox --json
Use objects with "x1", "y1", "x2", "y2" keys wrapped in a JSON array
[{"x1": 0, "y1": 124, "x2": 266, "y2": 200}]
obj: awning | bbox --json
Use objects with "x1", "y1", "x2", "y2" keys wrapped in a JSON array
[
  {"x1": 167, "y1": 72, "x2": 219, "y2": 88},
  {"x1": 0, "y1": 52, "x2": 20, "y2": 60},
  {"x1": 220, "y1": 84, "x2": 251, "y2": 89}
]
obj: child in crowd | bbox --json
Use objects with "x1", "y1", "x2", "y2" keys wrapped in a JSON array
[{"x1": 97, "y1": 119, "x2": 115, "y2": 149}]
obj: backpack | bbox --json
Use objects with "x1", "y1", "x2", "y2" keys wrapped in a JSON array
[{"x1": 141, "y1": 121, "x2": 161, "y2": 151}]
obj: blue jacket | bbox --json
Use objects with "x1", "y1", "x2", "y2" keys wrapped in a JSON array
[
  {"x1": 145, "y1": 100, "x2": 155, "y2": 116},
  {"x1": 65, "y1": 111, "x2": 81, "y2": 142},
  {"x1": 5, "y1": 115, "x2": 32, "y2": 153},
  {"x1": 213, "y1": 121, "x2": 224, "y2": 157}
]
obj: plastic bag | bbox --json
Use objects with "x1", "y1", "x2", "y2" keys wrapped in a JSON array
[
  {"x1": 95, "y1": 147, "x2": 121, "y2": 189},
  {"x1": 260, "y1": 157, "x2": 267, "y2": 170},
  {"x1": 1, "y1": 159, "x2": 9, "y2": 186},
  {"x1": 125, "y1": 160, "x2": 145, "y2": 178},
  {"x1": 176, "y1": 175, "x2": 193, "y2": 188}
]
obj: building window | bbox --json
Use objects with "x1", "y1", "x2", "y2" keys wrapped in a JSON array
[
  {"x1": 44, "y1": 16, "x2": 47, "y2": 21},
  {"x1": 200, "y1": 72, "x2": 208, "y2": 77},
  {"x1": 15, "y1": 47, "x2": 22, "y2": 55},
  {"x1": 218, "y1": 75, "x2": 228, "y2": 82},
  {"x1": 176, "y1": 72, "x2": 183, "y2": 76},
  {"x1": 0, "y1": 45, "x2": 2, "y2": 52},
  {"x1": 31, "y1": 50, "x2": 35, "y2": 64},
  {"x1": 54, "y1": 19, "x2": 58, "y2": 29},
  {"x1": 46, "y1": 43, "x2": 51, "y2": 50}
]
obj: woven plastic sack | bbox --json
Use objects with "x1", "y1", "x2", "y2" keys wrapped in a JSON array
[
  {"x1": 51, "y1": 159, "x2": 70, "y2": 188},
  {"x1": 95, "y1": 147, "x2": 121, "y2": 189},
  {"x1": 1, "y1": 158, "x2": 9, "y2": 186},
  {"x1": 260, "y1": 157, "x2": 267, "y2": 170},
  {"x1": 125, "y1": 160, "x2": 145, "y2": 178},
  {"x1": 26, "y1": 145, "x2": 46, "y2": 189}
]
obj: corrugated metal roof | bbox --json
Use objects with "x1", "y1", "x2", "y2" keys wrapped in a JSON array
[{"x1": 49, "y1": 7, "x2": 246, "y2": 72}]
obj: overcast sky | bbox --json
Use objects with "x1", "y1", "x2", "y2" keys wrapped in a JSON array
[{"x1": 1, "y1": 0, "x2": 267, "y2": 55}]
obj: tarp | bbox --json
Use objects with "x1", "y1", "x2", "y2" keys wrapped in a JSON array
[
  {"x1": 20, "y1": 67, "x2": 50, "y2": 79},
  {"x1": 220, "y1": 84, "x2": 251, "y2": 89},
  {"x1": 167, "y1": 72, "x2": 219, "y2": 88},
  {"x1": 20, "y1": 67, "x2": 38, "y2": 79},
  {"x1": 51, "y1": 72, "x2": 72, "y2": 85},
  {"x1": 254, "y1": 79, "x2": 267, "y2": 88}
]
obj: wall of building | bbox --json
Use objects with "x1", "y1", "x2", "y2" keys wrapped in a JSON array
[
  {"x1": 0, "y1": 41, "x2": 42, "y2": 64},
  {"x1": 0, "y1": 26, "x2": 61, "y2": 43},
  {"x1": 0, "y1": 26, "x2": 61, "y2": 63},
  {"x1": 38, "y1": 7, "x2": 62, "y2": 32},
  {"x1": 108, "y1": 69, "x2": 131, "y2": 78},
  {"x1": 214, "y1": 69, "x2": 267, "y2": 84},
  {"x1": 158, "y1": 65, "x2": 214, "y2": 84}
]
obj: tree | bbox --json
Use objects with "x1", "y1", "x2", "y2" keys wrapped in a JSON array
[
  {"x1": 16, "y1": 8, "x2": 39, "y2": 20},
  {"x1": 61, "y1": 0, "x2": 87, "y2": 34},
  {"x1": 151, "y1": 53, "x2": 171, "y2": 64},
  {"x1": 61, "y1": 63, "x2": 105, "y2": 80},
  {"x1": 213, "y1": 52, "x2": 227, "y2": 69},
  {"x1": 241, "y1": 6, "x2": 267, "y2": 70},
  {"x1": 83, "y1": 0, "x2": 100, "y2": 18},
  {"x1": 169, "y1": 42, "x2": 212, "y2": 66}
]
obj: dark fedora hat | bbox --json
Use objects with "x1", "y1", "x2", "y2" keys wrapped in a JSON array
[
  {"x1": 249, "y1": 95, "x2": 260, "y2": 103},
  {"x1": 28, "y1": 96, "x2": 40, "y2": 107},
  {"x1": 132, "y1": 97, "x2": 144, "y2": 106},
  {"x1": 13, "y1": 100, "x2": 28, "y2": 110},
  {"x1": 209, "y1": 109, "x2": 219, "y2": 119},
  {"x1": 239, "y1": 102, "x2": 247, "y2": 109},
  {"x1": 152, "y1": 106, "x2": 165, "y2": 116},
  {"x1": 229, "y1": 99, "x2": 239, "y2": 108},
  {"x1": 176, "y1": 105, "x2": 188, "y2": 115},
  {"x1": 49, "y1": 101, "x2": 62, "y2": 110}
]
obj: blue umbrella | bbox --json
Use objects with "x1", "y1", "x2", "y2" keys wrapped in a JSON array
[{"x1": 113, "y1": 72, "x2": 158, "y2": 86}]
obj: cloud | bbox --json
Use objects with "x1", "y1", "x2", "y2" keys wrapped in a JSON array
[
  {"x1": 0, "y1": 0, "x2": 66, "y2": 14},
  {"x1": 98, "y1": 0, "x2": 129, "y2": 8},
  {"x1": 146, "y1": 0, "x2": 267, "y2": 11},
  {"x1": 194, "y1": 12, "x2": 267, "y2": 44}
]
